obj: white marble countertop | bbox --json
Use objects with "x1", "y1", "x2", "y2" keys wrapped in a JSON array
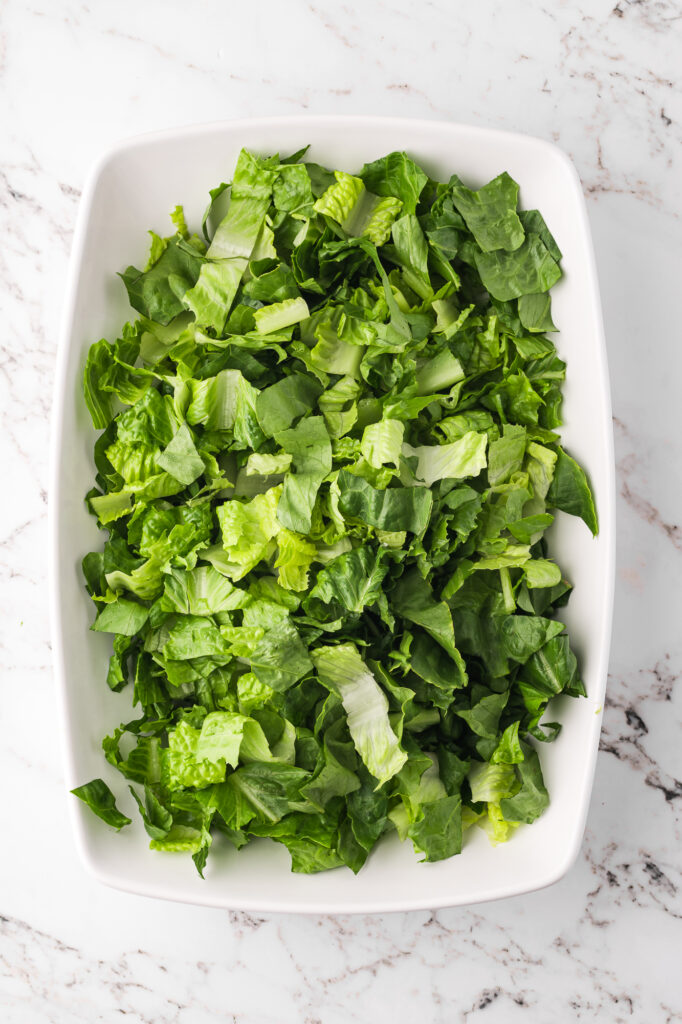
[{"x1": 2, "y1": 0, "x2": 681, "y2": 1020}]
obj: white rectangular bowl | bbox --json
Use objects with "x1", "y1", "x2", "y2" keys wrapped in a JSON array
[{"x1": 50, "y1": 116, "x2": 615, "y2": 913}]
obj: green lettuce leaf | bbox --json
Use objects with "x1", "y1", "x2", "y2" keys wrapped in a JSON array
[
  {"x1": 337, "y1": 470, "x2": 432, "y2": 533},
  {"x1": 518, "y1": 292, "x2": 557, "y2": 333},
  {"x1": 450, "y1": 172, "x2": 524, "y2": 252},
  {"x1": 312, "y1": 643, "x2": 407, "y2": 785},
  {"x1": 183, "y1": 149, "x2": 276, "y2": 332},
  {"x1": 246, "y1": 619, "x2": 313, "y2": 691},
  {"x1": 314, "y1": 171, "x2": 403, "y2": 245},
  {"x1": 361, "y1": 417, "x2": 404, "y2": 469},
  {"x1": 275, "y1": 416, "x2": 333, "y2": 534},
  {"x1": 120, "y1": 238, "x2": 203, "y2": 326},
  {"x1": 91, "y1": 598, "x2": 149, "y2": 636},
  {"x1": 253, "y1": 296, "x2": 310, "y2": 335},
  {"x1": 547, "y1": 446, "x2": 599, "y2": 535},
  {"x1": 474, "y1": 234, "x2": 561, "y2": 301},
  {"x1": 309, "y1": 546, "x2": 389, "y2": 613},
  {"x1": 256, "y1": 373, "x2": 323, "y2": 436},
  {"x1": 156, "y1": 423, "x2": 205, "y2": 485},
  {"x1": 359, "y1": 151, "x2": 428, "y2": 215},
  {"x1": 71, "y1": 779, "x2": 131, "y2": 830},
  {"x1": 402, "y1": 431, "x2": 487, "y2": 487},
  {"x1": 187, "y1": 369, "x2": 263, "y2": 448},
  {"x1": 500, "y1": 748, "x2": 549, "y2": 823},
  {"x1": 217, "y1": 486, "x2": 282, "y2": 579}
]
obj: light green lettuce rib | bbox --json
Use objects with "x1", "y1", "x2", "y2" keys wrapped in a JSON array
[
  {"x1": 314, "y1": 170, "x2": 403, "y2": 245},
  {"x1": 254, "y1": 297, "x2": 310, "y2": 336},
  {"x1": 311, "y1": 643, "x2": 407, "y2": 785},
  {"x1": 183, "y1": 149, "x2": 276, "y2": 332}
]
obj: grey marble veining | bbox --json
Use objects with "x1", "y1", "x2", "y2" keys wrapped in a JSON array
[{"x1": 1, "y1": 0, "x2": 681, "y2": 1021}]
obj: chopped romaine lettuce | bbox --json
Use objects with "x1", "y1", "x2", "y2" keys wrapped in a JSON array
[{"x1": 76, "y1": 146, "x2": 595, "y2": 877}]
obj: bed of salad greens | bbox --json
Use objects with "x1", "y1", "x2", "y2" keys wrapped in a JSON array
[{"x1": 73, "y1": 145, "x2": 597, "y2": 876}]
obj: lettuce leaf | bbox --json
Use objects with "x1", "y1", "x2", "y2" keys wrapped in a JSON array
[
  {"x1": 337, "y1": 470, "x2": 432, "y2": 533},
  {"x1": 450, "y1": 172, "x2": 524, "y2": 253},
  {"x1": 402, "y1": 431, "x2": 487, "y2": 487},
  {"x1": 312, "y1": 643, "x2": 407, "y2": 785},
  {"x1": 183, "y1": 149, "x2": 276, "y2": 332},
  {"x1": 274, "y1": 416, "x2": 332, "y2": 534},
  {"x1": 359, "y1": 152, "x2": 428, "y2": 216},
  {"x1": 71, "y1": 779, "x2": 131, "y2": 830}
]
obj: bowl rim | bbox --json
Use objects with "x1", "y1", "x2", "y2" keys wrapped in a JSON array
[{"x1": 48, "y1": 115, "x2": 615, "y2": 913}]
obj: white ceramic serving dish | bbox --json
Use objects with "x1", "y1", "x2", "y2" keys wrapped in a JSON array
[{"x1": 50, "y1": 116, "x2": 615, "y2": 913}]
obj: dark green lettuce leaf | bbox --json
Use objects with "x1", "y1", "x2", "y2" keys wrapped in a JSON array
[
  {"x1": 346, "y1": 766, "x2": 389, "y2": 850},
  {"x1": 337, "y1": 470, "x2": 432, "y2": 533},
  {"x1": 408, "y1": 794, "x2": 462, "y2": 862},
  {"x1": 83, "y1": 339, "x2": 116, "y2": 429},
  {"x1": 410, "y1": 632, "x2": 467, "y2": 709},
  {"x1": 501, "y1": 615, "x2": 565, "y2": 662},
  {"x1": 474, "y1": 234, "x2": 561, "y2": 301},
  {"x1": 518, "y1": 293, "x2": 557, "y2": 333},
  {"x1": 309, "y1": 546, "x2": 389, "y2": 613},
  {"x1": 500, "y1": 747, "x2": 549, "y2": 823},
  {"x1": 91, "y1": 598, "x2": 149, "y2": 636},
  {"x1": 392, "y1": 571, "x2": 461, "y2": 661},
  {"x1": 359, "y1": 151, "x2": 428, "y2": 216},
  {"x1": 120, "y1": 237, "x2": 204, "y2": 326},
  {"x1": 456, "y1": 689, "x2": 509, "y2": 739},
  {"x1": 450, "y1": 172, "x2": 524, "y2": 253},
  {"x1": 523, "y1": 635, "x2": 586, "y2": 698},
  {"x1": 129, "y1": 784, "x2": 173, "y2": 840},
  {"x1": 71, "y1": 779, "x2": 131, "y2": 830},
  {"x1": 547, "y1": 446, "x2": 598, "y2": 535},
  {"x1": 211, "y1": 762, "x2": 312, "y2": 828},
  {"x1": 301, "y1": 718, "x2": 361, "y2": 809},
  {"x1": 519, "y1": 209, "x2": 562, "y2": 261},
  {"x1": 390, "y1": 214, "x2": 431, "y2": 298}
]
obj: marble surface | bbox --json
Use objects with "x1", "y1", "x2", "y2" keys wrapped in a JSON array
[{"x1": 1, "y1": 0, "x2": 681, "y2": 1020}]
